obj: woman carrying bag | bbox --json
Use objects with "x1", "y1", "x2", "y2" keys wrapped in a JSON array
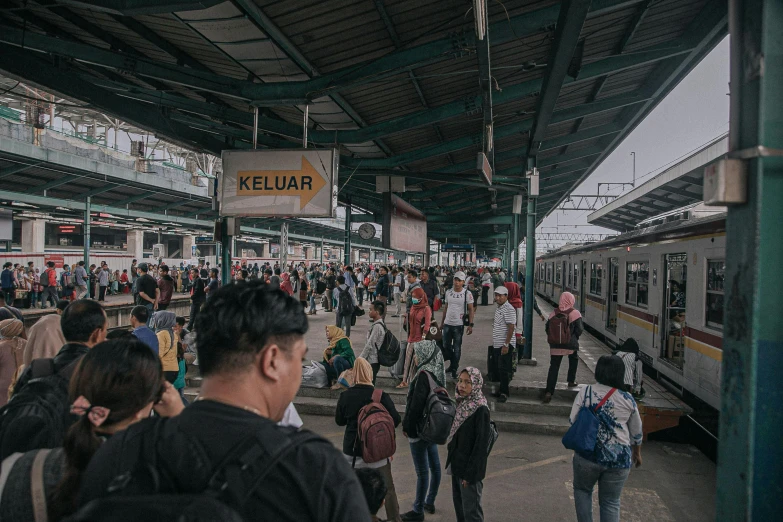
[
  {"x1": 401, "y1": 340, "x2": 446, "y2": 521},
  {"x1": 396, "y1": 287, "x2": 431, "y2": 389},
  {"x1": 448, "y1": 367, "x2": 491, "y2": 522},
  {"x1": 567, "y1": 355, "x2": 642, "y2": 522}
]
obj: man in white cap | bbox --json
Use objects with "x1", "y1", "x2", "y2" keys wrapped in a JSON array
[
  {"x1": 440, "y1": 270, "x2": 475, "y2": 379},
  {"x1": 492, "y1": 285, "x2": 516, "y2": 403}
]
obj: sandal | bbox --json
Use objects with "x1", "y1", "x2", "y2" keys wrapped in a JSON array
[{"x1": 396, "y1": 382, "x2": 408, "y2": 389}]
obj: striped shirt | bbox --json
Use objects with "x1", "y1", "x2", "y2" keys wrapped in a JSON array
[
  {"x1": 492, "y1": 302, "x2": 517, "y2": 348},
  {"x1": 617, "y1": 351, "x2": 642, "y2": 391}
]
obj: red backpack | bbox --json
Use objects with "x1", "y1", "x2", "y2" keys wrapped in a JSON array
[
  {"x1": 354, "y1": 389, "x2": 396, "y2": 465},
  {"x1": 547, "y1": 309, "x2": 573, "y2": 347}
]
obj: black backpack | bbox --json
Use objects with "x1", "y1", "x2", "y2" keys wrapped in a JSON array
[
  {"x1": 375, "y1": 323, "x2": 401, "y2": 367},
  {"x1": 338, "y1": 288, "x2": 353, "y2": 316},
  {"x1": 0, "y1": 358, "x2": 78, "y2": 460},
  {"x1": 64, "y1": 420, "x2": 319, "y2": 522},
  {"x1": 417, "y1": 371, "x2": 456, "y2": 445}
]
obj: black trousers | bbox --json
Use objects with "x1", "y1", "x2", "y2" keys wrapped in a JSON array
[
  {"x1": 545, "y1": 351, "x2": 579, "y2": 394},
  {"x1": 371, "y1": 362, "x2": 380, "y2": 386},
  {"x1": 481, "y1": 286, "x2": 489, "y2": 306},
  {"x1": 188, "y1": 300, "x2": 203, "y2": 330},
  {"x1": 493, "y1": 347, "x2": 513, "y2": 396}
]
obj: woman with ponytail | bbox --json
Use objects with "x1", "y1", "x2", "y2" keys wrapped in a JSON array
[{"x1": 0, "y1": 338, "x2": 184, "y2": 521}]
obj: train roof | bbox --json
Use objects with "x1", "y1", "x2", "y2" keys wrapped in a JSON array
[{"x1": 537, "y1": 212, "x2": 726, "y2": 260}]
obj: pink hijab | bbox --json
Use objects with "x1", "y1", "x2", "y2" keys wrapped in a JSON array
[{"x1": 549, "y1": 291, "x2": 582, "y2": 323}]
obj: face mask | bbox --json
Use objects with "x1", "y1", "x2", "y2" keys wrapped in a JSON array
[{"x1": 412, "y1": 298, "x2": 420, "y2": 304}]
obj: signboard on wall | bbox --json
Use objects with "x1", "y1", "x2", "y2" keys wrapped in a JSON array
[
  {"x1": 382, "y1": 193, "x2": 427, "y2": 254},
  {"x1": 44, "y1": 254, "x2": 64, "y2": 269},
  {"x1": 219, "y1": 149, "x2": 338, "y2": 217},
  {"x1": 442, "y1": 243, "x2": 475, "y2": 252}
]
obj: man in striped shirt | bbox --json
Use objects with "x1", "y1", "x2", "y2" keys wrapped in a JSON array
[{"x1": 492, "y1": 286, "x2": 516, "y2": 403}]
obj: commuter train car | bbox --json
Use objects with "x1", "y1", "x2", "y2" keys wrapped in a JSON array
[{"x1": 533, "y1": 214, "x2": 725, "y2": 410}]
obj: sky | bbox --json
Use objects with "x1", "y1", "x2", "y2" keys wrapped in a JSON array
[{"x1": 533, "y1": 35, "x2": 731, "y2": 251}]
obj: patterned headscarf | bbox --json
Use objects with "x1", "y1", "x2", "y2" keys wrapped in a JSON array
[
  {"x1": 409, "y1": 340, "x2": 445, "y2": 391},
  {"x1": 448, "y1": 367, "x2": 488, "y2": 442}
]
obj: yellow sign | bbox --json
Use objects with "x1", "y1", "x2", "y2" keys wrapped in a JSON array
[{"x1": 236, "y1": 156, "x2": 327, "y2": 208}]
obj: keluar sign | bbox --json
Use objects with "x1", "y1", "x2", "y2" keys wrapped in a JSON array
[{"x1": 219, "y1": 149, "x2": 338, "y2": 217}]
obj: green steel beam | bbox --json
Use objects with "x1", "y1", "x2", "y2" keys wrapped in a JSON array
[
  {"x1": 528, "y1": 0, "x2": 591, "y2": 155},
  {"x1": 539, "y1": 123, "x2": 623, "y2": 151},
  {"x1": 111, "y1": 16, "x2": 210, "y2": 72},
  {"x1": 0, "y1": 162, "x2": 42, "y2": 179},
  {"x1": 52, "y1": 1, "x2": 224, "y2": 15},
  {"x1": 352, "y1": 171, "x2": 520, "y2": 192},
  {"x1": 428, "y1": 215, "x2": 512, "y2": 225},
  {"x1": 545, "y1": 0, "x2": 729, "y2": 216},
  {"x1": 81, "y1": 185, "x2": 118, "y2": 198},
  {"x1": 162, "y1": 199, "x2": 194, "y2": 211},
  {"x1": 718, "y1": 1, "x2": 783, "y2": 516}
]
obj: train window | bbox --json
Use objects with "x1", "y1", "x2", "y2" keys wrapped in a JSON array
[
  {"x1": 590, "y1": 263, "x2": 602, "y2": 295},
  {"x1": 625, "y1": 261, "x2": 650, "y2": 307},
  {"x1": 555, "y1": 263, "x2": 562, "y2": 284},
  {"x1": 706, "y1": 260, "x2": 725, "y2": 328},
  {"x1": 568, "y1": 264, "x2": 573, "y2": 287},
  {"x1": 573, "y1": 264, "x2": 579, "y2": 289},
  {"x1": 546, "y1": 263, "x2": 552, "y2": 282}
]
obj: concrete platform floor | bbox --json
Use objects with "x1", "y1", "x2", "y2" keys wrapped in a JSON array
[{"x1": 301, "y1": 412, "x2": 715, "y2": 522}]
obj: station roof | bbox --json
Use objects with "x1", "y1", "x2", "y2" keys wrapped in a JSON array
[
  {"x1": 588, "y1": 134, "x2": 727, "y2": 231},
  {"x1": 0, "y1": 0, "x2": 729, "y2": 255}
]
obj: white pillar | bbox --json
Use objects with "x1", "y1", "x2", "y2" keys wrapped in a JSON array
[
  {"x1": 261, "y1": 242, "x2": 270, "y2": 258},
  {"x1": 182, "y1": 235, "x2": 195, "y2": 260},
  {"x1": 127, "y1": 229, "x2": 144, "y2": 260},
  {"x1": 21, "y1": 219, "x2": 46, "y2": 253}
]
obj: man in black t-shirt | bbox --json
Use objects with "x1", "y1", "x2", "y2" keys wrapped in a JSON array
[
  {"x1": 324, "y1": 268, "x2": 336, "y2": 312},
  {"x1": 134, "y1": 262, "x2": 159, "y2": 326},
  {"x1": 77, "y1": 281, "x2": 371, "y2": 521}
]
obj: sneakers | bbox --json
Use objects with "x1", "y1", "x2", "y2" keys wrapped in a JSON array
[
  {"x1": 401, "y1": 510, "x2": 424, "y2": 521},
  {"x1": 424, "y1": 504, "x2": 435, "y2": 514},
  {"x1": 542, "y1": 392, "x2": 552, "y2": 404},
  {"x1": 567, "y1": 382, "x2": 579, "y2": 388},
  {"x1": 497, "y1": 394, "x2": 508, "y2": 403}
]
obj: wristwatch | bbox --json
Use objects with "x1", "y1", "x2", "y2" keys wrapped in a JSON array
[{"x1": 469, "y1": 323, "x2": 474, "y2": 327}]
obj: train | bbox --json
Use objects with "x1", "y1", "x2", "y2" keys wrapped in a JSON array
[{"x1": 531, "y1": 213, "x2": 725, "y2": 410}]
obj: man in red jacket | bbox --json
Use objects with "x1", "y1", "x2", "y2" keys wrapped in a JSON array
[{"x1": 41, "y1": 261, "x2": 59, "y2": 308}]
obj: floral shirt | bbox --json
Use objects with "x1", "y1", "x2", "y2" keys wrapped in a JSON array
[{"x1": 569, "y1": 384, "x2": 643, "y2": 468}]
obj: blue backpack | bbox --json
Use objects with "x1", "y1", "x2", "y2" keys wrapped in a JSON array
[{"x1": 562, "y1": 386, "x2": 616, "y2": 454}]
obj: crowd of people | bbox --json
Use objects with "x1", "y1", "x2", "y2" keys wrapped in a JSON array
[{"x1": 0, "y1": 256, "x2": 644, "y2": 522}]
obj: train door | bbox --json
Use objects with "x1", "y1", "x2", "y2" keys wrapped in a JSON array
[
  {"x1": 546, "y1": 263, "x2": 553, "y2": 296},
  {"x1": 661, "y1": 253, "x2": 688, "y2": 368},
  {"x1": 579, "y1": 260, "x2": 587, "y2": 314},
  {"x1": 606, "y1": 257, "x2": 619, "y2": 332}
]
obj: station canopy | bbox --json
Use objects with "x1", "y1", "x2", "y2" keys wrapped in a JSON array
[{"x1": 0, "y1": 0, "x2": 728, "y2": 255}]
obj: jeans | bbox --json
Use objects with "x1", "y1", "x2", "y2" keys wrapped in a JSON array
[
  {"x1": 2, "y1": 289, "x2": 13, "y2": 305},
  {"x1": 323, "y1": 355, "x2": 352, "y2": 382},
  {"x1": 442, "y1": 325, "x2": 464, "y2": 372},
  {"x1": 30, "y1": 291, "x2": 38, "y2": 308},
  {"x1": 309, "y1": 293, "x2": 317, "y2": 313},
  {"x1": 545, "y1": 351, "x2": 579, "y2": 394},
  {"x1": 452, "y1": 475, "x2": 484, "y2": 522},
  {"x1": 42, "y1": 287, "x2": 58, "y2": 308},
  {"x1": 572, "y1": 453, "x2": 630, "y2": 522},
  {"x1": 325, "y1": 288, "x2": 333, "y2": 311},
  {"x1": 178, "y1": 387, "x2": 190, "y2": 407},
  {"x1": 493, "y1": 346, "x2": 514, "y2": 396},
  {"x1": 377, "y1": 295, "x2": 388, "y2": 320},
  {"x1": 409, "y1": 440, "x2": 441, "y2": 513},
  {"x1": 336, "y1": 312, "x2": 352, "y2": 337},
  {"x1": 144, "y1": 302, "x2": 155, "y2": 327}
]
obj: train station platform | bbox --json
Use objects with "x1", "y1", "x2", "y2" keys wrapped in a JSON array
[{"x1": 184, "y1": 296, "x2": 715, "y2": 521}]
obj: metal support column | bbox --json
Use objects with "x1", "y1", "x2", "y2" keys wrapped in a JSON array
[
  {"x1": 83, "y1": 196, "x2": 91, "y2": 266},
  {"x1": 437, "y1": 242, "x2": 441, "y2": 267},
  {"x1": 717, "y1": 0, "x2": 783, "y2": 518},
  {"x1": 512, "y1": 213, "x2": 519, "y2": 281},
  {"x1": 343, "y1": 201, "x2": 351, "y2": 266},
  {"x1": 280, "y1": 223, "x2": 289, "y2": 271},
  {"x1": 523, "y1": 196, "x2": 537, "y2": 359},
  {"x1": 320, "y1": 238, "x2": 324, "y2": 264},
  {"x1": 252, "y1": 106, "x2": 259, "y2": 149},
  {"x1": 220, "y1": 219, "x2": 230, "y2": 285}
]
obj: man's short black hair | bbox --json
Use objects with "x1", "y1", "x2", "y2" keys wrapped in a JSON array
[
  {"x1": 264, "y1": 269, "x2": 273, "y2": 275},
  {"x1": 56, "y1": 300, "x2": 70, "y2": 312},
  {"x1": 371, "y1": 300, "x2": 385, "y2": 316},
  {"x1": 130, "y1": 305, "x2": 149, "y2": 324},
  {"x1": 3, "y1": 262, "x2": 11, "y2": 269},
  {"x1": 407, "y1": 270, "x2": 418, "y2": 278},
  {"x1": 61, "y1": 300, "x2": 106, "y2": 343},
  {"x1": 274, "y1": 268, "x2": 281, "y2": 275},
  {"x1": 47, "y1": 261, "x2": 55, "y2": 268},
  {"x1": 594, "y1": 355, "x2": 626, "y2": 388},
  {"x1": 196, "y1": 280, "x2": 308, "y2": 377},
  {"x1": 355, "y1": 468, "x2": 387, "y2": 515},
  {"x1": 160, "y1": 265, "x2": 169, "y2": 273},
  {"x1": 345, "y1": 266, "x2": 353, "y2": 272},
  {"x1": 175, "y1": 316, "x2": 186, "y2": 327},
  {"x1": 106, "y1": 329, "x2": 134, "y2": 340},
  {"x1": 210, "y1": 268, "x2": 218, "y2": 277},
  {"x1": 337, "y1": 275, "x2": 346, "y2": 284}
]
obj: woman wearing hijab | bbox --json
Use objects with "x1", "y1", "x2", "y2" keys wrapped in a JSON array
[
  {"x1": 543, "y1": 291, "x2": 583, "y2": 403},
  {"x1": 401, "y1": 340, "x2": 446, "y2": 521},
  {"x1": 397, "y1": 287, "x2": 431, "y2": 389},
  {"x1": 23, "y1": 313, "x2": 66, "y2": 367},
  {"x1": 335, "y1": 357, "x2": 402, "y2": 522},
  {"x1": 280, "y1": 272, "x2": 294, "y2": 296},
  {"x1": 448, "y1": 367, "x2": 491, "y2": 522},
  {"x1": 0, "y1": 319, "x2": 26, "y2": 406},
  {"x1": 322, "y1": 325, "x2": 355, "y2": 387},
  {"x1": 152, "y1": 310, "x2": 180, "y2": 383},
  {"x1": 504, "y1": 282, "x2": 524, "y2": 375}
]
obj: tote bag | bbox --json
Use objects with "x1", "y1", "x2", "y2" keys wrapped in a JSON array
[{"x1": 561, "y1": 386, "x2": 616, "y2": 454}]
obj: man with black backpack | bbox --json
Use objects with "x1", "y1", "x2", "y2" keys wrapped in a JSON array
[
  {"x1": 334, "y1": 275, "x2": 355, "y2": 337},
  {"x1": 0, "y1": 299, "x2": 107, "y2": 459},
  {"x1": 360, "y1": 301, "x2": 399, "y2": 385},
  {"x1": 75, "y1": 281, "x2": 371, "y2": 521}
]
